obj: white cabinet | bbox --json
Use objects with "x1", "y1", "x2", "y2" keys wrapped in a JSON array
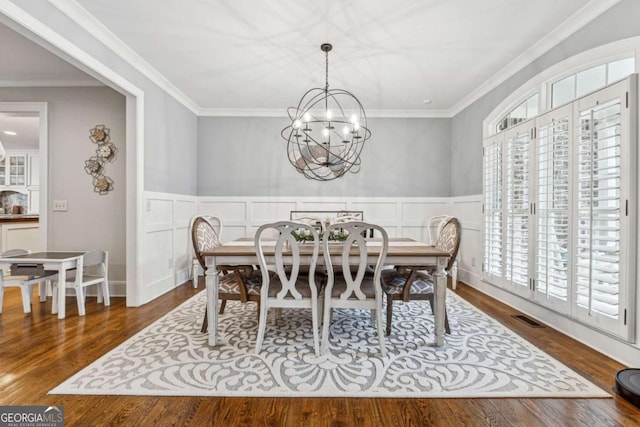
[
  {"x1": 0, "y1": 154, "x2": 27, "y2": 186},
  {"x1": 0, "y1": 221, "x2": 41, "y2": 253},
  {"x1": 27, "y1": 189, "x2": 39, "y2": 214},
  {"x1": 0, "y1": 151, "x2": 37, "y2": 188},
  {"x1": 8, "y1": 154, "x2": 27, "y2": 186},
  {"x1": 27, "y1": 154, "x2": 39, "y2": 187},
  {"x1": 0, "y1": 151, "x2": 40, "y2": 214}
]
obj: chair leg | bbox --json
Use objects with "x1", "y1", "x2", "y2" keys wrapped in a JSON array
[
  {"x1": 192, "y1": 260, "x2": 199, "y2": 289},
  {"x1": 0, "y1": 286, "x2": 4, "y2": 314},
  {"x1": 311, "y1": 296, "x2": 320, "y2": 355},
  {"x1": 376, "y1": 305, "x2": 387, "y2": 357},
  {"x1": 51, "y1": 284, "x2": 58, "y2": 314},
  {"x1": 385, "y1": 295, "x2": 393, "y2": 336},
  {"x1": 76, "y1": 286, "x2": 86, "y2": 316},
  {"x1": 321, "y1": 304, "x2": 332, "y2": 354},
  {"x1": 20, "y1": 285, "x2": 32, "y2": 313},
  {"x1": 101, "y1": 280, "x2": 111, "y2": 306},
  {"x1": 255, "y1": 302, "x2": 269, "y2": 354},
  {"x1": 39, "y1": 281, "x2": 47, "y2": 302},
  {"x1": 200, "y1": 307, "x2": 208, "y2": 333},
  {"x1": 219, "y1": 299, "x2": 227, "y2": 314},
  {"x1": 452, "y1": 263, "x2": 458, "y2": 290}
]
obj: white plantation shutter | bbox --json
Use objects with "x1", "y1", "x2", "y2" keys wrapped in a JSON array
[
  {"x1": 482, "y1": 75, "x2": 635, "y2": 341},
  {"x1": 483, "y1": 136, "x2": 503, "y2": 283},
  {"x1": 535, "y1": 105, "x2": 572, "y2": 313},
  {"x1": 573, "y1": 79, "x2": 632, "y2": 338},
  {"x1": 505, "y1": 124, "x2": 533, "y2": 297}
]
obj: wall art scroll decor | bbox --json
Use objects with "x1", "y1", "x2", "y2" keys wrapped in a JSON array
[{"x1": 84, "y1": 124, "x2": 117, "y2": 195}]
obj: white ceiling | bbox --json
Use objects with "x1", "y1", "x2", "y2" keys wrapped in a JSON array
[
  {"x1": 0, "y1": 23, "x2": 99, "y2": 87},
  {"x1": 69, "y1": 0, "x2": 599, "y2": 114},
  {"x1": 0, "y1": 113, "x2": 39, "y2": 150}
]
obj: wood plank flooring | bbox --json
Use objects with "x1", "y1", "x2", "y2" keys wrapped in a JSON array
[{"x1": 0, "y1": 280, "x2": 639, "y2": 426}]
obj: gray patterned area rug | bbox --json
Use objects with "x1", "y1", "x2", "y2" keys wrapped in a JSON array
[{"x1": 50, "y1": 291, "x2": 609, "y2": 398}]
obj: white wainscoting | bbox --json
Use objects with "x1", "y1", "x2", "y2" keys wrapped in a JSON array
[
  {"x1": 141, "y1": 192, "x2": 640, "y2": 365},
  {"x1": 449, "y1": 195, "x2": 483, "y2": 287},
  {"x1": 198, "y1": 196, "x2": 452, "y2": 243},
  {"x1": 141, "y1": 192, "x2": 197, "y2": 303}
]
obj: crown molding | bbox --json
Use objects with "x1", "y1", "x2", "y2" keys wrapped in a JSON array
[
  {"x1": 199, "y1": 108, "x2": 452, "y2": 118},
  {"x1": 45, "y1": 0, "x2": 621, "y2": 119},
  {"x1": 49, "y1": 0, "x2": 200, "y2": 115},
  {"x1": 448, "y1": 0, "x2": 621, "y2": 116}
]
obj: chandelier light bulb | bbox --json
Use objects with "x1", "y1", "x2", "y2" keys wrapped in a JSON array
[
  {"x1": 343, "y1": 126, "x2": 350, "y2": 136},
  {"x1": 350, "y1": 114, "x2": 358, "y2": 124},
  {"x1": 303, "y1": 112, "x2": 312, "y2": 122},
  {"x1": 354, "y1": 122, "x2": 361, "y2": 131},
  {"x1": 323, "y1": 128, "x2": 330, "y2": 138},
  {"x1": 293, "y1": 119, "x2": 302, "y2": 129},
  {"x1": 326, "y1": 110, "x2": 332, "y2": 120}
]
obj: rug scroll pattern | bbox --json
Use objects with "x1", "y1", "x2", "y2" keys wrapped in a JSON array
[{"x1": 50, "y1": 292, "x2": 609, "y2": 398}]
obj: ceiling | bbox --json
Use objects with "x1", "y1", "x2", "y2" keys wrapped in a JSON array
[
  {"x1": 0, "y1": 23, "x2": 99, "y2": 87},
  {"x1": 69, "y1": 0, "x2": 599, "y2": 115},
  {"x1": 0, "y1": 0, "x2": 615, "y2": 116},
  {"x1": 0, "y1": 113, "x2": 39, "y2": 150}
]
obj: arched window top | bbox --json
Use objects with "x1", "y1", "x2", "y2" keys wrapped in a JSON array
[{"x1": 485, "y1": 36, "x2": 640, "y2": 138}]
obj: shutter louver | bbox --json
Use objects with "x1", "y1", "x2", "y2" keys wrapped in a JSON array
[
  {"x1": 483, "y1": 140, "x2": 502, "y2": 279},
  {"x1": 575, "y1": 98, "x2": 621, "y2": 319},
  {"x1": 536, "y1": 113, "x2": 570, "y2": 311},
  {"x1": 506, "y1": 129, "x2": 530, "y2": 291}
]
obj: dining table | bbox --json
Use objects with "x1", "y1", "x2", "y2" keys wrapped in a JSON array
[
  {"x1": 203, "y1": 237, "x2": 451, "y2": 348},
  {"x1": 0, "y1": 251, "x2": 85, "y2": 319}
]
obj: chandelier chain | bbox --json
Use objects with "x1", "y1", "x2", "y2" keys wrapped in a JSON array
[{"x1": 325, "y1": 49, "x2": 329, "y2": 91}]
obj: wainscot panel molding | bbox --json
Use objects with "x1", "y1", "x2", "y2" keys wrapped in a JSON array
[
  {"x1": 142, "y1": 192, "x2": 198, "y2": 303},
  {"x1": 143, "y1": 192, "x2": 640, "y2": 366},
  {"x1": 198, "y1": 196, "x2": 452, "y2": 243}
]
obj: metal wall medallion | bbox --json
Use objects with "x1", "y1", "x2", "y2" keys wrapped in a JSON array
[{"x1": 85, "y1": 125, "x2": 117, "y2": 194}]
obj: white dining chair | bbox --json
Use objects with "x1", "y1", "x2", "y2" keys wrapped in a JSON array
[
  {"x1": 254, "y1": 221, "x2": 324, "y2": 355},
  {"x1": 321, "y1": 221, "x2": 388, "y2": 356},
  {"x1": 51, "y1": 250, "x2": 110, "y2": 316},
  {"x1": 0, "y1": 249, "x2": 57, "y2": 314}
]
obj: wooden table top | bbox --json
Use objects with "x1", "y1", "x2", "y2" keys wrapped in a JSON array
[
  {"x1": 0, "y1": 251, "x2": 85, "y2": 261},
  {"x1": 204, "y1": 238, "x2": 450, "y2": 258}
]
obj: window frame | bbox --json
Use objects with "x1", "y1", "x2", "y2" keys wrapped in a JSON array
[
  {"x1": 484, "y1": 37, "x2": 640, "y2": 139},
  {"x1": 483, "y1": 75, "x2": 637, "y2": 341}
]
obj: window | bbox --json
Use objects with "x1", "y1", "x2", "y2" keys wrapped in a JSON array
[
  {"x1": 551, "y1": 58, "x2": 635, "y2": 108},
  {"x1": 496, "y1": 94, "x2": 539, "y2": 133},
  {"x1": 483, "y1": 76, "x2": 635, "y2": 340}
]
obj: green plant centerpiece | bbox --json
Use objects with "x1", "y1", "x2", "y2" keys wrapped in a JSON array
[{"x1": 291, "y1": 228, "x2": 349, "y2": 242}]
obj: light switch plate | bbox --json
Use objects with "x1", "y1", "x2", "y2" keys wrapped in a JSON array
[{"x1": 52, "y1": 200, "x2": 68, "y2": 211}]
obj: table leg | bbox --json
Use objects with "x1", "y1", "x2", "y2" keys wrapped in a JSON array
[
  {"x1": 433, "y1": 256, "x2": 448, "y2": 346},
  {"x1": 205, "y1": 255, "x2": 220, "y2": 346},
  {"x1": 57, "y1": 266, "x2": 67, "y2": 320}
]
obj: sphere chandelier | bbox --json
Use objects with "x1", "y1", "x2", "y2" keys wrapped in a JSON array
[{"x1": 281, "y1": 43, "x2": 371, "y2": 181}]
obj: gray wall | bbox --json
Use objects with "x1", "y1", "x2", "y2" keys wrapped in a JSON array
[
  {"x1": 197, "y1": 117, "x2": 451, "y2": 197},
  {"x1": 0, "y1": 86, "x2": 126, "y2": 281},
  {"x1": 5, "y1": 1, "x2": 199, "y2": 195},
  {"x1": 451, "y1": 0, "x2": 640, "y2": 196}
]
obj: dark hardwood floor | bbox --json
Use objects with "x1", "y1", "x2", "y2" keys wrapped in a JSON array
[{"x1": 1, "y1": 280, "x2": 639, "y2": 426}]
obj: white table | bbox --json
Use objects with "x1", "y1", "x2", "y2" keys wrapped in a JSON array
[
  {"x1": 0, "y1": 251, "x2": 85, "y2": 319},
  {"x1": 203, "y1": 238, "x2": 450, "y2": 348}
]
